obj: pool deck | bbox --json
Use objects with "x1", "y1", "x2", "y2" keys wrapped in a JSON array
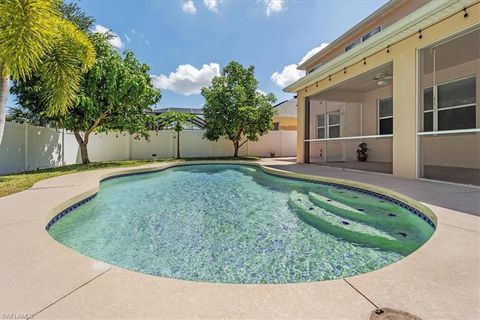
[{"x1": 1, "y1": 159, "x2": 479, "y2": 319}]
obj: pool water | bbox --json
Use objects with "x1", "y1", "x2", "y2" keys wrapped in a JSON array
[{"x1": 48, "y1": 164, "x2": 434, "y2": 284}]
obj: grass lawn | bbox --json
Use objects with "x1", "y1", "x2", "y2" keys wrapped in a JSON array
[{"x1": 0, "y1": 157, "x2": 258, "y2": 198}]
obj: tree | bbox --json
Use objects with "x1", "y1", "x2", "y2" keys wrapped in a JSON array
[
  {"x1": 0, "y1": 0, "x2": 95, "y2": 142},
  {"x1": 63, "y1": 34, "x2": 160, "y2": 164},
  {"x1": 201, "y1": 61, "x2": 276, "y2": 157},
  {"x1": 158, "y1": 111, "x2": 196, "y2": 159},
  {"x1": 9, "y1": 0, "x2": 96, "y2": 127}
]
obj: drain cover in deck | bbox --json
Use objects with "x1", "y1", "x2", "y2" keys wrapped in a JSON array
[{"x1": 369, "y1": 308, "x2": 422, "y2": 320}]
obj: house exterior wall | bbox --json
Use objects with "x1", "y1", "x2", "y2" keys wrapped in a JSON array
[
  {"x1": 302, "y1": 0, "x2": 430, "y2": 72},
  {"x1": 295, "y1": 2, "x2": 480, "y2": 179},
  {"x1": 272, "y1": 116, "x2": 297, "y2": 131}
]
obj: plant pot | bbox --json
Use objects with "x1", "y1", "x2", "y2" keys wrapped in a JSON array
[
  {"x1": 357, "y1": 153, "x2": 367, "y2": 162},
  {"x1": 270, "y1": 152, "x2": 275, "y2": 158}
]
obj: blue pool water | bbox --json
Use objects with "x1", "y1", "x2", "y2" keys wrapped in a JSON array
[{"x1": 48, "y1": 164, "x2": 434, "y2": 284}]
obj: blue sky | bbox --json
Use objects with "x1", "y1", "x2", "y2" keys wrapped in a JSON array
[{"x1": 10, "y1": 0, "x2": 388, "y2": 110}]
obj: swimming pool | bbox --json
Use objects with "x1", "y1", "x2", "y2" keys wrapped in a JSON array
[{"x1": 47, "y1": 164, "x2": 435, "y2": 284}]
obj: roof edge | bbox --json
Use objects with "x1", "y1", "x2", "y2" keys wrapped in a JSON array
[
  {"x1": 297, "y1": 0, "x2": 402, "y2": 70},
  {"x1": 284, "y1": 0, "x2": 467, "y2": 93}
]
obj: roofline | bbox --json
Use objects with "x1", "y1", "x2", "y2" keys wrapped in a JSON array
[
  {"x1": 273, "y1": 99, "x2": 295, "y2": 108},
  {"x1": 297, "y1": 0, "x2": 402, "y2": 70},
  {"x1": 284, "y1": 0, "x2": 472, "y2": 93}
]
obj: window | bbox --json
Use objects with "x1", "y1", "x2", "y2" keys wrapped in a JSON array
[
  {"x1": 423, "y1": 77, "x2": 476, "y2": 132},
  {"x1": 316, "y1": 114, "x2": 325, "y2": 139},
  {"x1": 362, "y1": 26, "x2": 382, "y2": 42},
  {"x1": 378, "y1": 98, "x2": 393, "y2": 135},
  {"x1": 345, "y1": 38, "x2": 361, "y2": 52},
  {"x1": 345, "y1": 26, "x2": 382, "y2": 52},
  {"x1": 316, "y1": 112, "x2": 340, "y2": 138},
  {"x1": 328, "y1": 113, "x2": 340, "y2": 138},
  {"x1": 272, "y1": 122, "x2": 279, "y2": 131}
]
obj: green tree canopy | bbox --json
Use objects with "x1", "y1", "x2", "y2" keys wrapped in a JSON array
[
  {"x1": 64, "y1": 33, "x2": 161, "y2": 164},
  {"x1": 201, "y1": 61, "x2": 276, "y2": 157},
  {"x1": 0, "y1": 0, "x2": 95, "y2": 142},
  {"x1": 9, "y1": 0, "x2": 96, "y2": 127}
]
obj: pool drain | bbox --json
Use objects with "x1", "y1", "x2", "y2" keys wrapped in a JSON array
[{"x1": 369, "y1": 308, "x2": 422, "y2": 320}]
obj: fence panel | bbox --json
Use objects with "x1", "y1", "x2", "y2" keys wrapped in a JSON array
[{"x1": 0, "y1": 122, "x2": 297, "y2": 175}]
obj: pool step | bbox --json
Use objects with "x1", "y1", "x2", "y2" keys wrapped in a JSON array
[
  {"x1": 289, "y1": 191, "x2": 419, "y2": 255},
  {"x1": 327, "y1": 188, "x2": 403, "y2": 213}
]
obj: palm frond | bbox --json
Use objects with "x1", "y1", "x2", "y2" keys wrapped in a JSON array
[
  {"x1": 40, "y1": 18, "x2": 95, "y2": 116},
  {"x1": 0, "y1": 0, "x2": 59, "y2": 79}
]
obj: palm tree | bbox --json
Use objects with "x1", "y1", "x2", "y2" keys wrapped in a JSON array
[
  {"x1": 0, "y1": 0, "x2": 95, "y2": 143},
  {"x1": 159, "y1": 111, "x2": 197, "y2": 159}
]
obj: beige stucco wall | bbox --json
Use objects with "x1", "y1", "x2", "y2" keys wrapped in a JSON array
[
  {"x1": 273, "y1": 116, "x2": 297, "y2": 131},
  {"x1": 302, "y1": 0, "x2": 430, "y2": 72},
  {"x1": 296, "y1": 3, "x2": 480, "y2": 179}
]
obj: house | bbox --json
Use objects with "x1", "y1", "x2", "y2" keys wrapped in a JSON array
[
  {"x1": 272, "y1": 98, "x2": 297, "y2": 131},
  {"x1": 285, "y1": 0, "x2": 479, "y2": 186}
]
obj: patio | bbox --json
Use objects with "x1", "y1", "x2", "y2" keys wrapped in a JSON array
[{"x1": 0, "y1": 159, "x2": 478, "y2": 319}]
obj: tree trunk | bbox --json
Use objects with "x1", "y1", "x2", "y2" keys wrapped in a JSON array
[
  {"x1": 176, "y1": 130, "x2": 180, "y2": 159},
  {"x1": 74, "y1": 131, "x2": 91, "y2": 164},
  {"x1": 0, "y1": 73, "x2": 9, "y2": 144},
  {"x1": 233, "y1": 140, "x2": 239, "y2": 158}
]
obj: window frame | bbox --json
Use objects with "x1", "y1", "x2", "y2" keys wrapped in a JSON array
[
  {"x1": 327, "y1": 112, "x2": 341, "y2": 138},
  {"x1": 422, "y1": 75, "x2": 477, "y2": 132},
  {"x1": 316, "y1": 111, "x2": 341, "y2": 139},
  {"x1": 316, "y1": 114, "x2": 325, "y2": 139},
  {"x1": 377, "y1": 97, "x2": 393, "y2": 135}
]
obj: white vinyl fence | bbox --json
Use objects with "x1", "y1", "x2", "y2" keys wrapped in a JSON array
[{"x1": 0, "y1": 122, "x2": 297, "y2": 175}]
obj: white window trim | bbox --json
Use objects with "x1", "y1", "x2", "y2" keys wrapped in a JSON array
[
  {"x1": 422, "y1": 75, "x2": 477, "y2": 132},
  {"x1": 327, "y1": 112, "x2": 341, "y2": 138},
  {"x1": 377, "y1": 97, "x2": 393, "y2": 135},
  {"x1": 316, "y1": 111, "x2": 341, "y2": 139},
  {"x1": 316, "y1": 115, "x2": 325, "y2": 139}
]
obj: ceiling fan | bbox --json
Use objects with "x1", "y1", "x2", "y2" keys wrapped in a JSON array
[{"x1": 374, "y1": 73, "x2": 393, "y2": 86}]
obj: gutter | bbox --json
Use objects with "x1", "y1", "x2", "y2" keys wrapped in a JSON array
[{"x1": 284, "y1": 0, "x2": 472, "y2": 93}]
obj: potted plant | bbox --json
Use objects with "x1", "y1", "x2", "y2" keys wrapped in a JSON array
[
  {"x1": 356, "y1": 142, "x2": 368, "y2": 162},
  {"x1": 270, "y1": 152, "x2": 276, "y2": 158}
]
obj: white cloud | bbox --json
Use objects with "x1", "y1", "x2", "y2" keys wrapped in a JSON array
[
  {"x1": 124, "y1": 34, "x2": 131, "y2": 43},
  {"x1": 271, "y1": 43, "x2": 330, "y2": 88},
  {"x1": 182, "y1": 0, "x2": 197, "y2": 14},
  {"x1": 92, "y1": 24, "x2": 124, "y2": 49},
  {"x1": 265, "y1": 0, "x2": 283, "y2": 16},
  {"x1": 204, "y1": 0, "x2": 221, "y2": 12},
  {"x1": 271, "y1": 64, "x2": 304, "y2": 88},
  {"x1": 151, "y1": 63, "x2": 220, "y2": 95},
  {"x1": 299, "y1": 43, "x2": 330, "y2": 65}
]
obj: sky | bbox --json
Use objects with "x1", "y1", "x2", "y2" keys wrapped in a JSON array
[{"x1": 9, "y1": 0, "x2": 388, "y2": 110}]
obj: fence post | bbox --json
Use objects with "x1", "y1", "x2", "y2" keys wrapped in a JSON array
[
  {"x1": 279, "y1": 131, "x2": 283, "y2": 157},
  {"x1": 62, "y1": 128, "x2": 65, "y2": 166},
  {"x1": 24, "y1": 123, "x2": 28, "y2": 171}
]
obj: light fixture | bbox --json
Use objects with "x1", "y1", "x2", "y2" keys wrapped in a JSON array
[
  {"x1": 374, "y1": 73, "x2": 392, "y2": 86},
  {"x1": 376, "y1": 79, "x2": 388, "y2": 86}
]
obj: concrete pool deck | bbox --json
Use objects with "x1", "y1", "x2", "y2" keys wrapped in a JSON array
[{"x1": 0, "y1": 159, "x2": 479, "y2": 319}]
